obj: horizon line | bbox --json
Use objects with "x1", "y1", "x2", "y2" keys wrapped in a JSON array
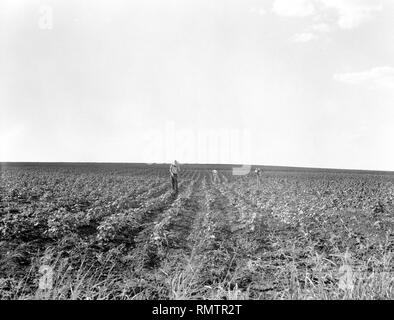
[{"x1": 1, "y1": 161, "x2": 393, "y2": 174}]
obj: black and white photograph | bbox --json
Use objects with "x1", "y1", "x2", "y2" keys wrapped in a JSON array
[{"x1": 1, "y1": 0, "x2": 394, "y2": 303}]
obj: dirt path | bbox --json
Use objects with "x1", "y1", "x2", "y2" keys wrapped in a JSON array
[
  {"x1": 160, "y1": 173, "x2": 202, "y2": 251},
  {"x1": 148, "y1": 172, "x2": 251, "y2": 297},
  {"x1": 133, "y1": 178, "x2": 192, "y2": 245}
]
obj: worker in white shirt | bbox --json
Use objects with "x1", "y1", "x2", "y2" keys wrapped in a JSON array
[
  {"x1": 170, "y1": 160, "x2": 180, "y2": 192},
  {"x1": 212, "y1": 169, "x2": 219, "y2": 184}
]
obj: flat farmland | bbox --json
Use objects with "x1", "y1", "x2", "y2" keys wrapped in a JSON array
[{"x1": 1, "y1": 163, "x2": 394, "y2": 299}]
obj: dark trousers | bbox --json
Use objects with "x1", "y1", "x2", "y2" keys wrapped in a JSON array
[{"x1": 171, "y1": 174, "x2": 178, "y2": 192}]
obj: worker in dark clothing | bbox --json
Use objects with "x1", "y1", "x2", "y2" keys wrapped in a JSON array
[{"x1": 170, "y1": 160, "x2": 180, "y2": 193}]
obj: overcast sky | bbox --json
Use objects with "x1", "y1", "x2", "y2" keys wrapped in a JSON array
[{"x1": 1, "y1": 0, "x2": 394, "y2": 170}]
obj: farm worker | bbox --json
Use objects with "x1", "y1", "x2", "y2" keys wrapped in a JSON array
[
  {"x1": 212, "y1": 169, "x2": 219, "y2": 184},
  {"x1": 255, "y1": 168, "x2": 262, "y2": 186},
  {"x1": 170, "y1": 160, "x2": 180, "y2": 192}
]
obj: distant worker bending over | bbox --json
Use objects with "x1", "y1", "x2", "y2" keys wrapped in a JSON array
[{"x1": 170, "y1": 160, "x2": 180, "y2": 193}]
